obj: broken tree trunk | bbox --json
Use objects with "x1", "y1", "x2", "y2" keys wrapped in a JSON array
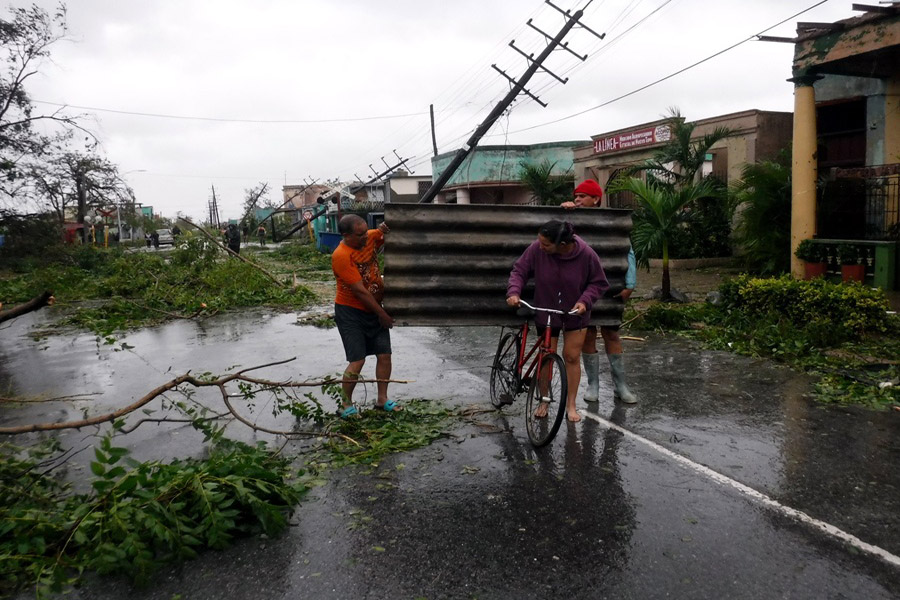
[{"x1": 0, "y1": 291, "x2": 54, "y2": 325}]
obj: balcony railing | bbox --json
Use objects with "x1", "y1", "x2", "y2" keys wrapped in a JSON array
[{"x1": 818, "y1": 164, "x2": 900, "y2": 241}]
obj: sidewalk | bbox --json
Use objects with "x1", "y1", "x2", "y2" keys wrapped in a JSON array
[{"x1": 633, "y1": 263, "x2": 744, "y2": 301}]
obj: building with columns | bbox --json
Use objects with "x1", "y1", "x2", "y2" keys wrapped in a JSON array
[{"x1": 789, "y1": 4, "x2": 900, "y2": 279}]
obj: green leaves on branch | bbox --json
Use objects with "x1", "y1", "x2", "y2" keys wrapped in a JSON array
[
  {"x1": 320, "y1": 399, "x2": 452, "y2": 469},
  {"x1": 0, "y1": 435, "x2": 308, "y2": 597}
]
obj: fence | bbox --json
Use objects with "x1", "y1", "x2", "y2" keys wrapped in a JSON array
[{"x1": 819, "y1": 165, "x2": 900, "y2": 240}]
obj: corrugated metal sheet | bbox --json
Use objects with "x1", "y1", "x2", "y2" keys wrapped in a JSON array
[{"x1": 383, "y1": 203, "x2": 633, "y2": 326}]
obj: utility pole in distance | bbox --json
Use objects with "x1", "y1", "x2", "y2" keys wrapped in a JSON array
[
  {"x1": 430, "y1": 104, "x2": 438, "y2": 157},
  {"x1": 418, "y1": 1, "x2": 603, "y2": 204}
]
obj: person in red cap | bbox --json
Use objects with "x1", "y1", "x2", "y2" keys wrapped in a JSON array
[{"x1": 562, "y1": 180, "x2": 638, "y2": 404}]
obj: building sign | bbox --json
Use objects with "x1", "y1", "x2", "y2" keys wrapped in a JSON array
[{"x1": 593, "y1": 124, "x2": 671, "y2": 155}]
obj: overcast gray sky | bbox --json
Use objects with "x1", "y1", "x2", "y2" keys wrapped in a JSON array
[{"x1": 22, "y1": 0, "x2": 853, "y2": 222}]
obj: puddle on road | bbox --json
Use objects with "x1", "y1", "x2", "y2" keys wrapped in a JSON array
[{"x1": 1, "y1": 312, "x2": 897, "y2": 559}]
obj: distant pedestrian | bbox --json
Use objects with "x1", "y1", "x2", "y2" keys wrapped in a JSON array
[
  {"x1": 257, "y1": 225, "x2": 266, "y2": 246},
  {"x1": 242, "y1": 224, "x2": 250, "y2": 243},
  {"x1": 150, "y1": 231, "x2": 160, "y2": 249},
  {"x1": 171, "y1": 224, "x2": 181, "y2": 237},
  {"x1": 226, "y1": 223, "x2": 241, "y2": 255}
]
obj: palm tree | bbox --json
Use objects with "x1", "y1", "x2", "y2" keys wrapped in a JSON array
[
  {"x1": 628, "y1": 108, "x2": 732, "y2": 189},
  {"x1": 730, "y1": 154, "x2": 792, "y2": 274},
  {"x1": 609, "y1": 177, "x2": 716, "y2": 300},
  {"x1": 518, "y1": 159, "x2": 574, "y2": 206}
]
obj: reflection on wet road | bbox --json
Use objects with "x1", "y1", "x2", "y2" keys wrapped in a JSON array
[{"x1": 2, "y1": 310, "x2": 898, "y2": 599}]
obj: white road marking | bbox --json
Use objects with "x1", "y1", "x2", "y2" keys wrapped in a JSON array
[{"x1": 581, "y1": 410, "x2": 900, "y2": 568}]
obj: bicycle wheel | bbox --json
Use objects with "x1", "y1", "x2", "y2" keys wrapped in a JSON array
[
  {"x1": 490, "y1": 332, "x2": 520, "y2": 408},
  {"x1": 524, "y1": 353, "x2": 567, "y2": 447}
]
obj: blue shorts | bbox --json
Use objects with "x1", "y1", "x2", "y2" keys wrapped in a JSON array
[{"x1": 334, "y1": 303, "x2": 392, "y2": 362}]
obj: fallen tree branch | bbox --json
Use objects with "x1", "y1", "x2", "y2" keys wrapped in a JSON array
[
  {"x1": 0, "y1": 291, "x2": 55, "y2": 325},
  {"x1": 0, "y1": 358, "x2": 411, "y2": 436},
  {"x1": 0, "y1": 392, "x2": 101, "y2": 404},
  {"x1": 119, "y1": 296, "x2": 210, "y2": 320},
  {"x1": 621, "y1": 309, "x2": 648, "y2": 328},
  {"x1": 180, "y1": 217, "x2": 285, "y2": 288},
  {"x1": 117, "y1": 413, "x2": 229, "y2": 434}
]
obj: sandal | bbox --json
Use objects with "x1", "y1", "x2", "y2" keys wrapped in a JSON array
[
  {"x1": 375, "y1": 400, "x2": 402, "y2": 412},
  {"x1": 339, "y1": 405, "x2": 359, "y2": 419}
]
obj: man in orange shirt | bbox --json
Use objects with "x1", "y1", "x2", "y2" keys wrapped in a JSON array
[{"x1": 332, "y1": 214, "x2": 400, "y2": 417}]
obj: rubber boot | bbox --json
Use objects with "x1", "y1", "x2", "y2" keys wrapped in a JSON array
[
  {"x1": 608, "y1": 353, "x2": 637, "y2": 404},
  {"x1": 582, "y1": 352, "x2": 600, "y2": 402}
]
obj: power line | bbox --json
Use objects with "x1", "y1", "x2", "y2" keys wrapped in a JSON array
[
  {"x1": 32, "y1": 99, "x2": 428, "y2": 124},
  {"x1": 526, "y1": 0, "x2": 680, "y2": 106},
  {"x1": 501, "y1": 0, "x2": 831, "y2": 135}
]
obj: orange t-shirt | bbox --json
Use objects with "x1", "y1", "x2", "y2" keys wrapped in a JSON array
[{"x1": 332, "y1": 229, "x2": 385, "y2": 311}]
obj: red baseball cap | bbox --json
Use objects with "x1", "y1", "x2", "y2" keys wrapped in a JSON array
[{"x1": 574, "y1": 179, "x2": 603, "y2": 199}]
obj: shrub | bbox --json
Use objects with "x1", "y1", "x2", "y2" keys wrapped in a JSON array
[
  {"x1": 836, "y1": 243, "x2": 861, "y2": 265},
  {"x1": 794, "y1": 239, "x2": 825, "y2": 263},
  {"x1": 719, "y1": 274, "x2": 889, "y2": 338},
  {"x1": 730, "y1": 154, "x2": 791, "y2": 275},
  {"x1": 667, "y1": 189, "x2": 732, "y2": 259}
]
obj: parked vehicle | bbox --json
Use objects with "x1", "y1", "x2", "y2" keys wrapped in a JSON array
[{"x1": 155, "y1": 228, "x2": 175, "y2": 246}]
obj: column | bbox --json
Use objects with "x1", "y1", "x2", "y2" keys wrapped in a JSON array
[{"x1": 790, "y1": 75, "x2": 820, "y2": 278}]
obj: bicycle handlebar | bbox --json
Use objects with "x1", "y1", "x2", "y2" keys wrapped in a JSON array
[{"x1": 517, "y1": 299, "x2": 580, "y2": 316}]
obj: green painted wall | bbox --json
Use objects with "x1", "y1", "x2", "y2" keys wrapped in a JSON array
[{"x1": 431, "y1": 141, "x2": 588, "y2": 186}]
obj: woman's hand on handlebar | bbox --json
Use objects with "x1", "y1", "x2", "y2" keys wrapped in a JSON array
[
  {"x1": 571, "y1": 302, "x2": 587, "y2": 315},
  {"x1": 507, "y1": 295, "x2": 520, "y2": 308}
]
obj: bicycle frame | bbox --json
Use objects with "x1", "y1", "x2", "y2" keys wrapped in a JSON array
[
  {"x1": 511, "y1": 300, "x2": 576, "y2": 394},
  {"x1": 490, "y1": 299, "x2": 580, "y2": 446}
]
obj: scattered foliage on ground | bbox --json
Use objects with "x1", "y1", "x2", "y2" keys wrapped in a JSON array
[
  {"x1": 0, "y1": 237, "x2": 320, "y2": 337},
  {"x1": 316, "y1": 399, "x2": 453, "y2": 469},
  {"x1": 0, "y1": 366, "x2": 456, "y2": 597},
  {"x1": 0, "y1": 432, "x2": 309, "y2": 598},
  {"x1": 635, "y1": 276, "x2": 898, "y2": 409}
]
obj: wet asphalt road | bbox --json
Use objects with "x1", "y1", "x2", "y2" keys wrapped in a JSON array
[{"x1": 1, "y1": 309, "x2": 898, "y2": 599}]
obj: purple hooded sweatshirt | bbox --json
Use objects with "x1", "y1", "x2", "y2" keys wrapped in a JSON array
[{"x1": 507, "y1": 235, "x2": 609, "y2": 330}]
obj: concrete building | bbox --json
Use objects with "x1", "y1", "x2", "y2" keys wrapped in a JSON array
[
  {"x1": 384, "y1": 170, "x2": 432, "y2": 203},
  {"x1": 573, "y1": 110, "x2": 793, "y2": 208},
  {"x1": 789, "y1": 3, "x2": 899, "y2": 278}
]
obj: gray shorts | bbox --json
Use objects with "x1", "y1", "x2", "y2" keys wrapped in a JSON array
[{"x1": 334, "y1": 303, "x2": 392, "y2": 362}]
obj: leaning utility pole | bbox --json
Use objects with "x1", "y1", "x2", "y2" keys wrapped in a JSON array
[
  {"x1": 238, "y1": 182, "x2": 269, "y2": 227},
  {"x1": 275, "y1": 154, "x2": 411, "y2": 242},
  {"x1": 418, "y1": 1, "x2": 603, "y2": 203},
  {"x1": 208, "y1": 185, "x2": 221, "y2": 228}
]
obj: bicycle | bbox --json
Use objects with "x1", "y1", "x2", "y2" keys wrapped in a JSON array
[{"x1": 489, "y1": 299, "x2": 577, "y2": 447}]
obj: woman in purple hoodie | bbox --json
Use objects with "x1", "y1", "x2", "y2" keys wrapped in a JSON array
[{"x1": 507, "y1": 220, "x2": 609, "y2": 423}]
